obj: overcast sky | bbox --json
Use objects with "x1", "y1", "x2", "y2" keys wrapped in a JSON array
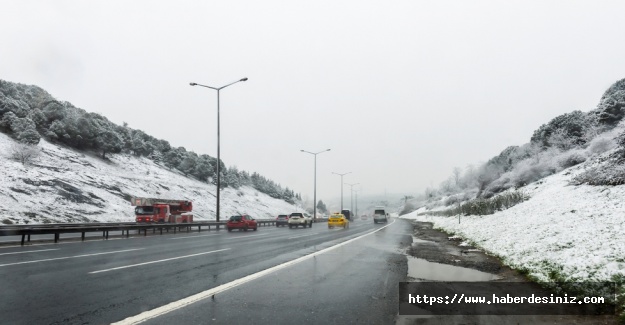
[{"x1": 2, "y1": 0, "x2": 625, "y2": 206}]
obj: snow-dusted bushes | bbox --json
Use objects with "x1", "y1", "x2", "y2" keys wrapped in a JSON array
[
  {"x1": 586, "y1": 135, "x2": 617, "y2": 155},
  {"x1": 572, "y1": 128, "x2": 625, "y2": 186},
  {"x1": 573, "y1": 161, "x2": 625, "y2": 186},
  {"x1": 557, "y1": 149, "x2": 587, "y2": 169},
  {"x1": 8, "y1": 143, "x2": 40, "y2": 165},
  {"x1": 421, "y1": 190, "x2": 528, "y2": 217}
]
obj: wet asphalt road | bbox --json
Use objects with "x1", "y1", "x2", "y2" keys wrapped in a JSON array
[{"x1": 0, "y1": 218, "x2": 413, "y2": 324}]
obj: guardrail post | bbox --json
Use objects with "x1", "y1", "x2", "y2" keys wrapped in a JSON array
[
  {"x1": 21, "y1": 234, "x2": 25, "y2": 246},
  {"x1": 28, "y1": 234, "x2": 31, "y2": 242},
  {"x1": 144, "y1": 229, "x2": 147, "y2": 236},
  {"x1": 81, "y1": 232, "x2": 85, "y2": 241},
  {"x1": 160, "y1": 228, "x2": 163, "y2": 235},
  {"x1": 105, "y1": 231, "x2": 109, "y2": 240},
  {"x1": 198, "y1": 225, "x2": 201, "y2": 232},
  {"x1": 54, "y1": 233, "x2": 59, "y2": 243}
]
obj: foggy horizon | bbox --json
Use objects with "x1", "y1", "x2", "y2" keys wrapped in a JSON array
[{"x1": 2, "y1": 0, "x2": 625, "y2": 201}]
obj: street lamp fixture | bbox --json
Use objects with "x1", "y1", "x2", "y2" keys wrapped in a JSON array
[
  {"x1": 332, "y1": 172, "x2": 351, "y2": 211},
  {"x1": 300, "y1": 149, "x2": 331, "y2": 221},
  {"x1": 190, "y1": 77, "x2": 248, "y2": 223}
]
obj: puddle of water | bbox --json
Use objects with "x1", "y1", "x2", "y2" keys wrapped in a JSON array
[
  {"x1": 406, "y1": 256, "x2": 499, "y2": 281},
  {"x1": 411, "y1": 236, "x2": 431, "y2": 244}
]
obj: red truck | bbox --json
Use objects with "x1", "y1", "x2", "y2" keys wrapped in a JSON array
[{"x1": 130, "y1": 197, "x2": 193, "y2": 223}]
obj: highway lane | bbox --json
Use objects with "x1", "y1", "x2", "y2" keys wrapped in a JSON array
[
  {"x1": 132, "y1": 218, "x2": 412, "y2": 325},
  {"x1": 0, "y1": 219, "x2": 404, "y2": 324}
]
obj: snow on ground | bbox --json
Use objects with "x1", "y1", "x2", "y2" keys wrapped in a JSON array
[
  {"x1": 0, "y1": 132, "x2": 299, "y2": 224},
  {"x1": 401, "y1": 161, "x2": 625, "y2": 285}
]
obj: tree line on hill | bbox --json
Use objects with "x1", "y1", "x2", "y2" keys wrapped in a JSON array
[
  {"x1": 407, "y1": 77, "x2": 625, "y2": 214},
  {"x1": 0, "y1": 80, "x2": 300, "y2": 204}
]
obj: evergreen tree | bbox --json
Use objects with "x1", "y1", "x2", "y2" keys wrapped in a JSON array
[
  {"x1": 179, "y1": 152, "x2": 198, "y2": 176},
  {"x1": 316, "y1": 200, "x2": 327, "y2": 213},
  {"x1": 95, "y1": 128, "x2": 123, "y2": 159},
  {"x1": 193, "y1": 156, "x2": 213, "y2": 182},
  {"x1": 0, "y1": 111, "x2": 17, "y2": 131}
]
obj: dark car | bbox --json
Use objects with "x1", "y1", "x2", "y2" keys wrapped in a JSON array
[
  {"x1": 276, "y1": 214, "x2": 289, "y2": 227},
  {"x1": 341, "y1": 209, "x2": 352, "y2": 221},
  {"x1": 227, "y1": 215, "x2": 257, "y2": 232}
]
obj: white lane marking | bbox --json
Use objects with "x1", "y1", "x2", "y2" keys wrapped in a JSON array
[
  {"x1": 223, "y1": 233, "x2": 267, "y2": 239},
  {"x1": 0, "y1": 248, "x2": 144, "y2": 267},
  {"x1": 113, "y1": 219, "x2": 397, "y2": 325},
  {"x1": 287, "y1": 233, "x2": 317, "y2": 239},
  {"x1": 0, "y1": 236, "x2": 138, "y2": 248},
  {"x1": 169, "y1": 233, "x2": 221, "y2": 240},
  {"x1": 0, "y1": 248, "x2": 59, "y2": 256},
  {"x1": 89, "y1": 248, "x2": 231, "y2": 274}
]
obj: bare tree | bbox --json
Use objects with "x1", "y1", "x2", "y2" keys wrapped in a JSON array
[
  {"x1": 10, "y1": 143, "x2": 40, "y2": 165},
  {"x1": 453, "y1": 167, "x2": 462, "y2": 187}
]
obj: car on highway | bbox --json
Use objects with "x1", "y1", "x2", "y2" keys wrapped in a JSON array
[
  {"x1": 276, "y1": 214, "x2": 289, "y2": 227},
  {"x1": 360, "y1": 215, "x2": 368, "y2": 221},
  {"x1": 227, "y1": 215, "x2": 258, "y2": 231},
  {"x1": 328, "y1": 213, "x2": 349, "y2": 229},
  {"x1": 341, "y1": 209, "x2": 353, "y2": 221},
  {"x1": 288, "y1": 212, "x2": 312, "y2": 228},
  {"x1": 373, "y1": 207, "x2": 388, "y2": 224}
]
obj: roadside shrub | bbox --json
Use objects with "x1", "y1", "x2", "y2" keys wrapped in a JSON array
[
  {"x1": 586, "y1": 136, "x2": 616, "y2": 155},
  {"x1": 399, "y1": 202, "x2": 415, "y2": 216},
  {"x1": 557, "y1": 150, "x2": 587, "y2": 169},
  {"x1": 420, "y1": 190, "x2": 528, "y2": 217},
  {"x1": 572, "y1": 163, "x2": 625, "y2": 186},
  {"x1": 443, "y1": 195, "x2": 461, "y2": 206}
]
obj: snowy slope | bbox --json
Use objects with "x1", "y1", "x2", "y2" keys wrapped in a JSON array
[
  {"x1": 0, "y1": 132, "x2": 298, "y2": 224},
  {"x1": 401, "y1": 159, "x2": 625, "y2": 285}
]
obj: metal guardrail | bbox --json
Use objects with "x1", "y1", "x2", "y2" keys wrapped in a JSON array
[{"x1": 0, "y1": 220, "x2": 277, "y2": 246}]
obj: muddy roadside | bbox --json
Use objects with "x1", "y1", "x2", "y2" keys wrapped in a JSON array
[
  {"x1": 397, "y1": 220, "x2": 619, "y2": 325},
  {"x1": 408, "y1": 221, "x2": 524, "y2": 281}
]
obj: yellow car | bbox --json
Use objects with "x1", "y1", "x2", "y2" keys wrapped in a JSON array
[{"x1": 328, "y1": 213, "x2": 349, "y2": 229}]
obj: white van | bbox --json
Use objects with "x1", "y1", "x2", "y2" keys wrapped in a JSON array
[{"x1": 373, "y1": 206, "x2": 388, "y2": 224}]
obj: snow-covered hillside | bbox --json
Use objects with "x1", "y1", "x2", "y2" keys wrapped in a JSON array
[
  {"x1": 401, "y1": 156, "x2": 625, "y2": 291},
  {"x1": 0, "y1": 132, "x2": 298, "y2": 224}
]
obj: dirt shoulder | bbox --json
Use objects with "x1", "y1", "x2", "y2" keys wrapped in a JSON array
[
  {"x1": 408, "y1": 221, "x2": 525, "y2": 281},
  {"x1": 402, "y1": 220, "x2": 619, "y2": 325}
]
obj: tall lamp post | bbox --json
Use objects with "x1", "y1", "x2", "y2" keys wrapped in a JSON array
[
  {"x1": 190, "y1": 78, "x2": 248, "y2": 223},
  {"x1": 332, "y1": 172, "x2": 351, "y2": 211},
  {"x1": 345, "y1": 182, "x2": 360, "y2": 215},
  {"x1": 300, "y1": 149, "x2": 331, "y2": 221},
  {"x1": 354, "y1": 187, "x2": 361, "y2": 218}
]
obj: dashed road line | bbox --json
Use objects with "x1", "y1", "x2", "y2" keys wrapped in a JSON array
[
  {"x1": 0, "y1": 248, "x2": 59, "y2": 256},
  {"x1": 89, "y1": 248, "x2": 230, "y2": 274},
  {"x1": 0, "y1": 248, "x2": 144, "y2": 267}
]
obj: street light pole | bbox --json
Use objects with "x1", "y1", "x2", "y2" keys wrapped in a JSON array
[
  {"x1": 300, "y1": 149, "x2": 331, "y2": 221},
  {"x1": 190, "y1": 78, "x2": 248, "y2": 223},
  {"x1": 354, "y1": 187, "x2": 361, "y2": 218},
  {"x1": 345, "y1": 182, "x2": 359, "y2": 215},
  {"x1": 332, "y1": 172, "x2": 351, "y2": 211}
]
